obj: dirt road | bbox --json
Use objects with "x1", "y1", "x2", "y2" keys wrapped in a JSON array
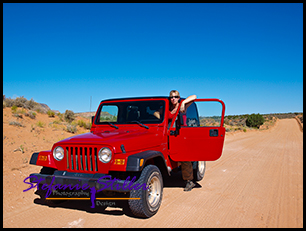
[{"x1": 3, "y1": 119, "x2": 303, "y2": 228}]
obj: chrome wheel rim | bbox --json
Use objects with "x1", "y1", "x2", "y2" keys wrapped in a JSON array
[
  {"x1": 198, "y1": 161, "x2": 205, "y2": 174},
  {"x1": 147, "y1": 175, "x2": 161, "y2": 207}
]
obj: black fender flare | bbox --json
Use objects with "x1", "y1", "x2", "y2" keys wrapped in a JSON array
[
  {"x1": 126, "y1": 150, "x2": 168, "y2": 173},
  {"x1": 29, "y1": 152, "x2": 39, "y2": 165}
]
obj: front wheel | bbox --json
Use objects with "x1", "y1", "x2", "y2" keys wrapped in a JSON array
[{"x1": 128, "y1": 165, "x2": 163, "y2": 218}]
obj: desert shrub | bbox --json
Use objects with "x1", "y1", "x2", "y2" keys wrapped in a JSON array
[
  {"x1": 36, "y1": 121, "x2": 45, "y2": 128},
  {"x1": 14, "y1": 96, "x2": 27, "y2": 107},
  {"x1": 33, "y1": 105, "x2": 44, "y2": 113},
  {"x1": 236, "y1": 118, "x2": 246, "y2": 126},
  {"x1": 225, "y1": 128, "x2": 232, "y2": 132},
  {"x1": 57, "y1": 112, "x2": 64, "y2": 121},
  {"x1": 19, "y1": 145, "x2": 25, "y2": 153},
  {"x1": 52, "y1": 119, "x2": 61, "y2": 124},
  {"x1": 77, "y1": 119, "x2": 86, "y2": 127},
  {"x1": 16, "y1": 108, "x2": 26, "y2": 114},
  {"x1": 4, "y1": 98, "x2": 14, "y2": 107},
  {"x1": 3, "y1": 96, "x2": 49, "y2": 114},
  {"x1": 47, "y1": 110, "x2": 55, "y2": 117},
  {"x1": 24, "y1": 98, "x2": 38, "y2": 110},
  {"x1": 13, "y1": 113, "x2": 23, "y2": 119},
  {"x1": 224, "y1": 117, "x2": 230, "y2": 125},
  {"x1": 85, "y1": 122, "x2": 92, "y2": 130},
  {"x1": 9, "y1": 120, "x2": 24, "y2": 127},
  {"x1": 77, "y1": 120, "x2": 91, "y2": 130},
  {"x1": 66, "y1": 124, "x2": 77, "y2": 133},
  {"x1": 11, "y1": 105, "x2": 18, "y2": 113},
  {"x1": 246, "y1": 113, "x2": 265, "y2": 128},
  {"x1": 229, "y1": 121, "x2": 235, "y2": 126},
  {"x1": 25, "y1": 111, "x2": 36, "y2": 119},
  {"x1": 64, "y1": 110, "x2": 75, "y2": 123}
]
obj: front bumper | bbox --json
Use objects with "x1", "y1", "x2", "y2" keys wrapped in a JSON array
[{"x1": 29, "y1": 170, "x2": 133, "y2": 192}]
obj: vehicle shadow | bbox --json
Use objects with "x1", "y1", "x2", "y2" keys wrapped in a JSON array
[
  {"x1": 32, "y1": 171, "x2": 202, "y2": 219},
  {"x1": 163, "y1": 170, "x2": 202, "y2": 189},
  {"x1": 33, "y1": 190, "x2": 140, "y2": 219}
]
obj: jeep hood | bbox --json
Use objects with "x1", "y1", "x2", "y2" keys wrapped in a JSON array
[{"x1": 56, "y1": 128, "x2": 164, "y2": 154}]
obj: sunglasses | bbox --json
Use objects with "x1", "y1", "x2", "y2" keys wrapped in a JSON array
[{"x1": 170, "y1": 96, "x2": 180, "y2": 99}]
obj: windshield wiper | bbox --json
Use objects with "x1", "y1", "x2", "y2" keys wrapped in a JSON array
[
  {"x1": 128, "y1": 120, "x2": 149, "y2": 129},
  {"x1": 107, "y1": 122, "x2": 119, "y2": 129}
]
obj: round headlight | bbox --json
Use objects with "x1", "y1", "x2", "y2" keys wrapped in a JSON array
[
  {"x1": 53, "y1": 146, "x2": 64, "y2": 161},
  {"x1": 98, "y1": 147, "x2": 112, "y2": 163}
]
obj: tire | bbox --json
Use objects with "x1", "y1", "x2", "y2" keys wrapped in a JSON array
[
  {"x1": 128, "y1": 165, "x2": 163, "y2": 218},
  {"x1": 193, "y1": 161, "x2": 206, "y2": 182},
  {"x1": 36, "y1": 167, "x2": 66, "y2": 205}
]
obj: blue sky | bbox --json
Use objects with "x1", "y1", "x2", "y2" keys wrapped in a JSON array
[{"x1": 3, "y1": 3, "x2": 303, "y2": 115}]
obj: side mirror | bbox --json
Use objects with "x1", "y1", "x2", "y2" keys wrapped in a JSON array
[{"x1": 92, "y1": 116, "x2": 95, "y2": 124}]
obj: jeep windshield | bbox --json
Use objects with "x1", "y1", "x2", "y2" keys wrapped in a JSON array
[{"x1": 95, "y1": 100, "x2": 165, "y2": 125}]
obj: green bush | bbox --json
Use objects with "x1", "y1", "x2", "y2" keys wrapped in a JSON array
[
  {"x1": 47, "y1": 110, "x2": 55, "y2": 117},
  {"x1": 13, "y1": 113, "x2": 23, "y2": 119},
  {"x1": 33, "y1": 105, "x2": 43, "y2": 113},
  {"x1": 52, "y1": 119, "x2": 61, "y2": 124},
  {"x1": 25, "y1": 98, "x2": 38, "y2": 110},
  {"x1": 64, "y1": 110, "x2": 75, "y2": 123},
  {"x1": 14, "y1": 96, "x2": 27, "y2": 107},
  {"x1": 11, "y1": 105, "x2": 18, "y2": 113},
  {"x1": 77, "y1": 119, "x2": 92, "y2": 130},
  {"x1": 36, "y1": 121, "x2": 45, "y2": 128},
  {"x1": 66, "y1": 124, "x2": 77, "y2": 133},
  {"x1": 9, "y1": 120, "x2": 24, "y2": 127},
  {"x1": 246, "y1": 113, "x2": 265, "y2": 128},
  {"x1": 3, "y1": 96, "x2": 48, "y2": 113},
  {"x1": 57, "y1": 112, "x2": 64, "y2": 121},
  {"x1": 85, "y1": 122, "x2": 92, "y2": 130},
  {"x1": 77, "y1": 119, "x2": 86, "y2": 127},
  {"x1": 3, "y1": 98, "x2": 14, "y2": 107},
  {"x1": 25, "y1": 111, "x2": 36, "y2": 119}
]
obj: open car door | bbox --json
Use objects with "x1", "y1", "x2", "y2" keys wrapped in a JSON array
[{"x1": 168, "y1": 99, "x2": 226, "y2": 161}]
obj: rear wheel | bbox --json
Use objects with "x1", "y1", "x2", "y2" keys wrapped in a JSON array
[
  {"x1": 193, "y1": 161, "x2": 206, "y2": 181},
  {"x1": 128, "y1": 165, "x2": 163, "y2": 218}
]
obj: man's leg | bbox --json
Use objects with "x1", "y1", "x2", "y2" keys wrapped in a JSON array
[{"x1": 180, "y1": 161, "x2": 195, "y2": 191}]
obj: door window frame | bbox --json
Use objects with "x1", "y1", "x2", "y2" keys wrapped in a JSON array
[{"x1": 167, "y1": 98, "x2": 226, "y2": 135}]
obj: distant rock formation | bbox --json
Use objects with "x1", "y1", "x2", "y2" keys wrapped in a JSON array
[{"x1": 39, "y1": 103, "x2": 51, "y2": 113}]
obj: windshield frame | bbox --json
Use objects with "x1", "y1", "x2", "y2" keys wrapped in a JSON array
[{"x1": 94, "y1": 99, "x2": 166, "y2": 125}]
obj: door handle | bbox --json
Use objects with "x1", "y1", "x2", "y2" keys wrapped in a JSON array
[{"x1": 209, "y1": 129, "x2": 218, "y2": 137}]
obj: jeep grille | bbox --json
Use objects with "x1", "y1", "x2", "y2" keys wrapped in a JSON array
[{"x1": 64, "y1": 146, "x2": 99, "y2": 172}]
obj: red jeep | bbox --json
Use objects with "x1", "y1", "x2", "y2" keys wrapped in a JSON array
[{"x1": 28, "y1": 96, "x2": 225, "y2": 218}]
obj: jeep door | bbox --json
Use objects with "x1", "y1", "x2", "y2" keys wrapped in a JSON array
[{"x1": 168, "y1": 99, "x2": 226, "y2": 161}]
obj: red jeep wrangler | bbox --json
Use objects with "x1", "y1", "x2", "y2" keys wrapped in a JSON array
[{"x1": 28, "y1": 96, "x2": 225, "y2": 218}]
